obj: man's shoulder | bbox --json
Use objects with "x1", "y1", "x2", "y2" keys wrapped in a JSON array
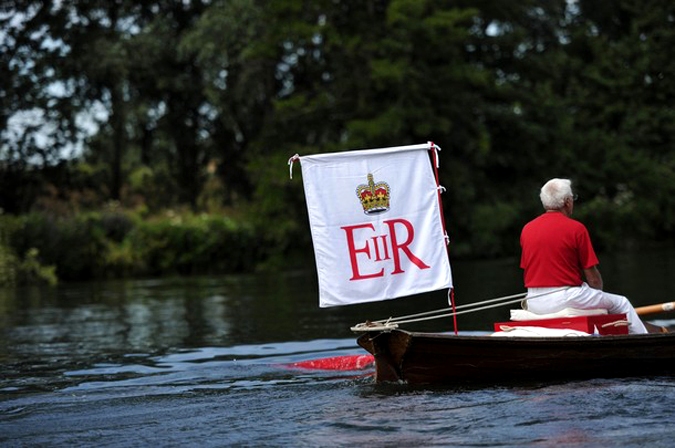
[
  {"x1": 561, "y1": 215, "x2": 588, "y2": 229},
  {"x1": 523, "y1": 213, "x2": 587, "y2": 230}
]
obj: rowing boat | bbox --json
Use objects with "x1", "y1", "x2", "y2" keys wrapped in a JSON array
[
  {"x1": 355, "y1": 328, "x2": 675, "y2": 386},
  {"x1": 289, "y1": 142, "x2": 675, "y2": 386}
]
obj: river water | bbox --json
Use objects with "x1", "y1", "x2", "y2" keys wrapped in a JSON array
[{"x1": 2, "y1": 248, "x2": 675, "y2": 447}]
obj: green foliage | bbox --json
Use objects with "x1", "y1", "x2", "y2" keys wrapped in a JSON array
[
  {"x1": 3, "y1": 0, "x2": 675, "y2": 274},
  {"x1": 0, "y1": 218, "x2": 17, "y2": 287},
  {"x1": 9, "y1": 212, "x2": 108, "y2": 281},
  {"x1": 15, "y1": 248, "x2": 58, "y2": 287},
  {"x1": 468, "y1": 201, "x2": 524, "y2": 258},
  {"x1": 246, "y1": 150, "x2": 312, "y2": 269},
  {"x1": 127, "y1": 212, "x2": 260, "y2": 276},
  {"x1": 0, "y1": 216, "x2": 58, "y2": 287},
  {"x1": 3, "y1": 209, "x2": 266, "y2": 282}
]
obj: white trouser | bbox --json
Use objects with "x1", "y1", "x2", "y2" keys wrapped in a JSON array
[{"x1": 525, "y1": 283, "x2": 648, "y2": 334}]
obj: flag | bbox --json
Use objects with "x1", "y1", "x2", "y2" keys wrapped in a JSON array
[{"x1": 294, "y1": 143, "x2": 452, "y2": 307}]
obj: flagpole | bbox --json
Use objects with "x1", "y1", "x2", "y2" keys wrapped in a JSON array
[{"x1": 429, "y1": 141, "x2": 458, "y2": 335}]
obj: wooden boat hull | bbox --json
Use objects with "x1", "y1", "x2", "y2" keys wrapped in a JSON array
[{"x1": 356, "y1": 329, "x2": 675, "y2": 385}]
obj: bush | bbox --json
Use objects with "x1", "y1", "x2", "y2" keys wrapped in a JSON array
[
  {"x1": 1, "y1": 215, "x2": 58, "y2": 287},
  {"x1": 8, "y1": 212, "x2": 108, "y2": 281},
  {"x1": 0, "y1": 238, "x2": 17, "y2": 287},
  {"x1": 4, "y1": 209, "x2": 270, "y2": 282},
  {"x1": 127, "y1": 212, "x2": 260, "y2": 276},
  {"x1": 15, "y1": 248, "x2": 58, "y2": 286}
]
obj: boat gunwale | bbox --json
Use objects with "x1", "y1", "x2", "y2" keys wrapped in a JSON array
[{"x1": 398, "y1": 329, "x2": 675, "y2": 343}]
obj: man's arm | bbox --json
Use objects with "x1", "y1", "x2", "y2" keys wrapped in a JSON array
[{"x1": 583, "y1": 265, "x2": 603, "y2": 290}]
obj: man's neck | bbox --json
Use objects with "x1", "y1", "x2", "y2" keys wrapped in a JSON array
[{"x1": 545, "y1": 208, "x2": 571, "y2": 217}]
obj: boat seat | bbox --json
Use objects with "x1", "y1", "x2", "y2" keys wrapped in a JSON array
[
  {"x1": 495, "y1": 310, "x2": 629, "y2": 336},
  {"x1": 491, "y1": 327, "x2": 592, "y2": 337},
  {"x1": 510, "y1": 308, "x2": 607, "y2": 322}
]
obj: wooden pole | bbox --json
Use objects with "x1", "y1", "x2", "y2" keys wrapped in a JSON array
[{"x1": 635, "y1": 301, "x2": 675, "y2": 316}]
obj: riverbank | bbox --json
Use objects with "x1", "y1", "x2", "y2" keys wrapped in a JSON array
[
  {"x1": 3, "y1": 205, "x2": 674, "y2": 288},
  {"x1": 0, "y1": 207, "x2": 284, "y2": 286}
]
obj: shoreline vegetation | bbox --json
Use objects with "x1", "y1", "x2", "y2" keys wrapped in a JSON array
[
  {"x1": 2, "y1": 202, "x2": 673, "y2": 288},
  {"x1": 4, "y1": 2, "x2": 675, "y2": 287},
  {"x1": 0, "y1": 206, "x2": 285, "y2": 287}
]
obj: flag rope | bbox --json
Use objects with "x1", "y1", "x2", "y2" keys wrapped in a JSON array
[{"x1": 351, "y1": 288, "x2": 570, "y2": 331}]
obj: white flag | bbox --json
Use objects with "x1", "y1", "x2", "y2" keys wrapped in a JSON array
[{"x1": 295, "y1": 143, "x2": 453, "y2": 307}]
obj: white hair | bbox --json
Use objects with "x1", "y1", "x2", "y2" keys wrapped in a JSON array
[{"x1": 540, "y1": 178, "x2": 573, "y2": 210}]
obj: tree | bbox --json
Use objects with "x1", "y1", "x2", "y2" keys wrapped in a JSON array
[
  {"x1": 557, "y1": 0, "x2": 675, "y2": 247},
  {"x1": 2, "y1": 0, "x2": 675, "y2": 261}
]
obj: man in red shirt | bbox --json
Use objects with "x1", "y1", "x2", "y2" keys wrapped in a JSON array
[{"x1": 520, "y1": 178, "x2": 647, "y2": 334}]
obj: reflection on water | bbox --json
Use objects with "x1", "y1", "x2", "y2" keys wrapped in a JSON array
[{"x1": 2, "y1": 248, "x2": 675, "y2": 363}]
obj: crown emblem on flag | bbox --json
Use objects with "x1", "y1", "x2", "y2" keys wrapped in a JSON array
[{"x1": 356, "y1": 174, "x2": 390, "y2": 214}]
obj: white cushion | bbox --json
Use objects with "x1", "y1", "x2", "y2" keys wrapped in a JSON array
[
  {"x1": 510, "y1": 307, "x2": 608, "y2": 321},
  {"x1": 491, "y1": 326, "x2": 591, "y2": 337}
]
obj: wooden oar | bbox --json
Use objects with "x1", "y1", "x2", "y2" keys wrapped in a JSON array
[
  {"x1": 635, "y1": 301, "x2": 675, "y2": 316},
  {"x1": 635, "y1": 301, "x2": 674, "y2": 334}
]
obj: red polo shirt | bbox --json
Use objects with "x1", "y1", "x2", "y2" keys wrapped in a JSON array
[{"x1": 520, "y1": 212, "x2": 599, "y2": 288}]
